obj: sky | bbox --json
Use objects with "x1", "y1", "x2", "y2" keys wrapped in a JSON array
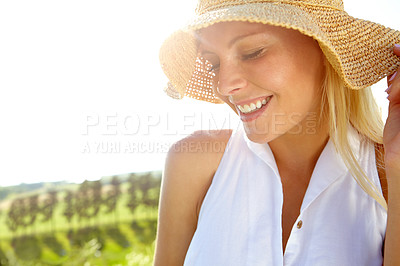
[{"x1": 0, "y1": 0, "x2": 399, "y2": 186}]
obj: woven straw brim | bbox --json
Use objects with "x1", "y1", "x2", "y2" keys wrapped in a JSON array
[{"x1": 159, "y1": 2, "x2": 400, "y2": 103}]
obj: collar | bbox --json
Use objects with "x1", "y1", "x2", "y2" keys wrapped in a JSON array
[{"x1": 242, "y1": 124, "x2": 363, "y2": 211}]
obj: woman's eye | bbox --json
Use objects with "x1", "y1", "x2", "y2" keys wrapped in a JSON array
[
  {"x1": 202, "y1": 57, "x2": 220, "y2": 73},
  {"x1": 209, "y1": 63, "x2": 220, "y2": 72},
  {"x1": 205, "y1": 61, "x2": 220, "y2": 72},
  {"x1": 242, "y1": 48, "x2": 265, "y2": 60}
]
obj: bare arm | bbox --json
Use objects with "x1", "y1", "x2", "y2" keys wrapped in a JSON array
[
  {"x1": 153, "y1": 130, "x2": 231, "y2": 266},
  {"x1": 383, "y1": 166, "x2": 400, "y2": 266},
  {"x1": 383, "y1": 44, "x2": 400, "y2": 265}
]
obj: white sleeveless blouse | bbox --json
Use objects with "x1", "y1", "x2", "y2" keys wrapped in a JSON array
[{"x1": 184, "y1": 124, "x2": 387, "y2": 266}]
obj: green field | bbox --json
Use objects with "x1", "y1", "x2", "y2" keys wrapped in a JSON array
[{"x1": 0, "y1": 172, "x2": 160, "y2": 266}]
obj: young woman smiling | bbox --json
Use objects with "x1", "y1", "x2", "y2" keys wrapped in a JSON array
[{"x1": 155, "y1": 0, "x2": 400, "y2": 265}]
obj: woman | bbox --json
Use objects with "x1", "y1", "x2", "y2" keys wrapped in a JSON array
[{"x1": 155, "y1": 0, "x2": 400, "y2": 265}]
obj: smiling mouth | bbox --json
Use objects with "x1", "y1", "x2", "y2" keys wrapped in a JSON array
[
  {"x1": 237, "y1": 96, "x2": 272, "y2": 114},
  {"x1": 236, "y1": 96, "x2": 272, "y2": 122}
]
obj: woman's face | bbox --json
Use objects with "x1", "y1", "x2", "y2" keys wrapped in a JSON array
[{"x1": 199, "y1": 22, "x2": 326, "y2": 143}]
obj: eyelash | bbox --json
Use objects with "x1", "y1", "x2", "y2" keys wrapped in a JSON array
[
  {"x1": 206, "y1": 48, "x2": 266, "y2": 72},
  {"x1": 241, "y1": 48, "x2": 265, "y2": 60},
  {"x1": 209, "y1": 64, "x2": 220, "y2": 72},
  {"x1": 204, "y1": 59, "x2": 219, "y2": 73}
]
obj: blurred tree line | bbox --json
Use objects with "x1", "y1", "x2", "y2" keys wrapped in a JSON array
[
  {"x1": 5, "y1": 172, "x2": 161, "y2": 234},
  {"x1": 0, "y1": 181, "x2": 68, "y2": 201}
]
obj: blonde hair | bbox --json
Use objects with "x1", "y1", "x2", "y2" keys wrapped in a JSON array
[{"x1": 320, "y1": 59, "x2": 387, "y2": 210}]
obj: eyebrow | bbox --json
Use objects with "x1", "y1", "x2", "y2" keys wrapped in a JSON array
[
  {"x1": 228, "y1": 31, "x2": 264, "y2": 48},
  {"x1": 198, "y1": 30, "x2": 267, "y2": 56}
]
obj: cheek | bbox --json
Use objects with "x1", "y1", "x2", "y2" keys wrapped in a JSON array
[
  {"x1": 246, "y1": 53, "x2": 295, "y2": 94},
  {"x1": 280, "y1": 56, "x2": 324, "y2": 108},
  {"x1": 260, "y1": 46, "x2": 324, "y2": 91},
  {"x1": 294, "y1": 49, "x2": 325, "y2": 89}
]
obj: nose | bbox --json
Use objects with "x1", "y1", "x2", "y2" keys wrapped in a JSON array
[{"x1": 216, "y1": 61, "x2": 247, "y2": 96}]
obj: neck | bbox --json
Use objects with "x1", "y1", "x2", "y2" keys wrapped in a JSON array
[{"x1": 269, "y1": 120, "x2": 330, "y2": 180}]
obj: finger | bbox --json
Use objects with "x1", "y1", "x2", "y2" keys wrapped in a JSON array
[
  {"x1": 387, "y1": 75, "x2": 400, "y2": 102},
  {"x1": 387, "y1": 44, "x2": 400, "y2": 87},
  {"x1": 388, "y1": 71, "x2": 397, "y2": 86},
  {"x1": 394, "y1": 44, "x2": 400, "y2": 57},
  {"x1": 387, "y1": 70, "x2": 398, "y2": 93}
]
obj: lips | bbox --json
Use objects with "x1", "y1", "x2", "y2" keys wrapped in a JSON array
[
  {"x1": 236, "y1": 96, "x2": 272, "y2": 122},
  {"x1": 237, "y1": 96, "x2": 272, "y2": 113}
]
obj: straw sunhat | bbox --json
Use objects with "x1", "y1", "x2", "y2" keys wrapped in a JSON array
[{"x1": 159, "y1": 0, "x2": 400, "y2": 104}]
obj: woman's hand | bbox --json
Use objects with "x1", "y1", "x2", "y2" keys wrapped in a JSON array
[
  {"x1": 384, "y1": 44, "x2": 400, "y2": 170},
  {"x1": 382, "y1": 44, "x2": 400, "y2": 266}
]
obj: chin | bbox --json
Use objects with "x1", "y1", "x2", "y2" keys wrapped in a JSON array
[
  {"x1": 243, "y1": 130, "x2": 278, "y2": 144},
  {"x1": 242, "y1": 119, "x2": 285, "y2": 144}
]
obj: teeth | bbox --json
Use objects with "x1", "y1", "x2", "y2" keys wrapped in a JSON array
[{"x1": 238, "y1": 96, "x2": 271, "y2": 114}]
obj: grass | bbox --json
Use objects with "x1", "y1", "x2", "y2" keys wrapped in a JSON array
[
  {"x1": 0, "y1": 216, "x2": 157, "y2": 265},
  {"x1": 0, "y1": 176, "x2": 161, "y2": 265}
]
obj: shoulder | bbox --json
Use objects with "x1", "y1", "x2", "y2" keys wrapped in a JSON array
[
  {"x1": 166, "y1": 129, "x2": 233, "y2": 182},
  {"x1": 164, "y1": 129, "x2": 233, "y2": 209},
  {"x1": 169, "y1": 129, "x2": 233, "y2": 158},
  {"x1": 154, "y1": 129, "x2": 233, "y2": 265}
]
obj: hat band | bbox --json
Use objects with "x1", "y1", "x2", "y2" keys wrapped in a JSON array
[{"x1": 196, "y1": 0, "x2": 344, "y2": 15}]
